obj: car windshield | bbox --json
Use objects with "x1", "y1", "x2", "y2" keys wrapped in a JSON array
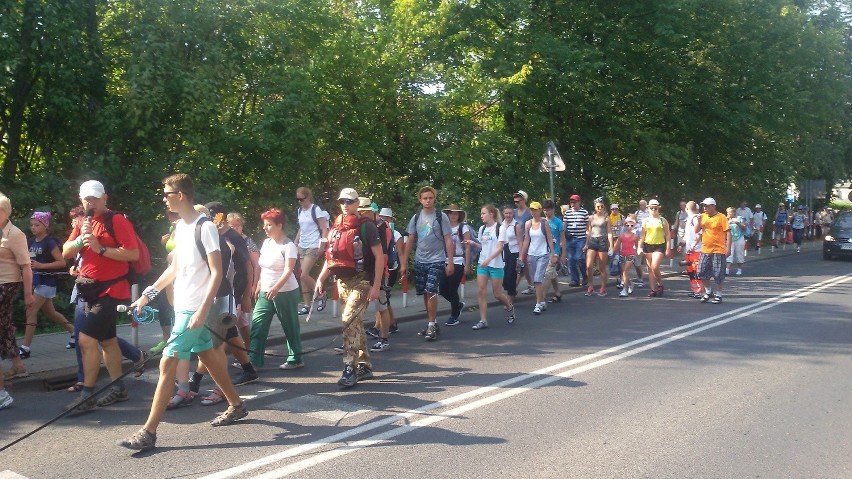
[{"x1": 834, "y1": 214, "x2": 852, "y2": 229}]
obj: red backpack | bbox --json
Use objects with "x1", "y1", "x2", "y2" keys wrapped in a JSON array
[
  {"x1": 326, "y1": 214, "x2": 370, "y2": 271},
  {"x1": 103, "y1": 211, "x2": 152, "y2": 283}
]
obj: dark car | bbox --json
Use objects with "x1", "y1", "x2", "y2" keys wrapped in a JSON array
[{"x1": 823, "y1": 212, "x2": 852, "y2": 260}]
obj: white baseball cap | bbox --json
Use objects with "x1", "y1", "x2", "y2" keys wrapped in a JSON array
[
  {"x1": 338, "y1": 188, "x2": 359, "y2": 201},
  {"x1": 755, "y1": 204, "x2": 762, "y2": 209},
  {"x1": 701, "y1": 197, "x2": 717, "y2": 205},
  {"x1": 79, "y1": 180, "x2": 105, "y2": 199}
]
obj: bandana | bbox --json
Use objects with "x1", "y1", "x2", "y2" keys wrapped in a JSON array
[{"x1": 31, "y1": 211, "x2": 51, "y2": 228}]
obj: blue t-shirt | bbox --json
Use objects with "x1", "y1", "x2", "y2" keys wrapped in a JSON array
[
  {"x1": 29, "y1": 236, "x2": 60, "y2": 287},
  {"x1": 548, "y1": 216, "x2": 564, "y2": 255}
]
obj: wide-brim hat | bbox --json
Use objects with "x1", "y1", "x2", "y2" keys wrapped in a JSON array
[
  {"x1": 442, "y1": 204, "x2": 466, "y2": 222},
  {"x1": 378, "y1": 207, "x2": 394, "y2": 219},
  {"x1": 357, "y1": 197, "x2": 373, "y2": 212}
]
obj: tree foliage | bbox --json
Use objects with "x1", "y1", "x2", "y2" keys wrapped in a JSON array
[{"x1": 1, "y1": 0, "x2": 849, "y2": 240}]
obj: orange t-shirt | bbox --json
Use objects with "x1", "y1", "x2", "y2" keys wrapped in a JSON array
[{"x1": 699, "y1": 212, "x2": 729, "y2": 254}]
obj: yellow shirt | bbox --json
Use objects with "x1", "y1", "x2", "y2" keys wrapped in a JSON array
[
  {"x1": 0, "y1": 221, "x2": 30, "y2": 284},
  {"x1": 699, "y1": 213, "x2": 730, "y2": 254},
  {"x1": 642, "y1": 216, "x2": 666, "y2": 245}
]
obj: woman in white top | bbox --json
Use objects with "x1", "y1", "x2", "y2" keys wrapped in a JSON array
[
  {"x1": 249, "y1": 208, "x2": 303, "y2": 369},
  {"x1": 520, "y1": 201, "x2": 556, "y2": 315},
  {"x1": 294, "y1": 187, "x2": 329, "y2": 315},
  {"x1": 440, "y1": 205, "x2": 471, "y2": 326},
  {"x1": 500, "y1": 205, "x2": 523, "y2": 299},
  {"x1": 465, "y1": 204, "x2": 514, "y2": 330}
]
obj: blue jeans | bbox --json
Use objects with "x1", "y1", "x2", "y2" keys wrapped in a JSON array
[
  {"x1": 73, "y1": 300, "x2": 141, "y2": 383},
  {"x1": 566, "y1": 237, "x2": 587, "y2": 284}
]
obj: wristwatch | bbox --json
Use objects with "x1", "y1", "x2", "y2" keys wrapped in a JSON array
[{"x1": 98, "y1": 246, "x2": 107, "y2": 256}]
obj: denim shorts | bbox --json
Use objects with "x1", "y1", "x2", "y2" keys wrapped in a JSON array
[
  {"x1": 33, "y1": 285, "x2": 57, "y2": 299},
  {"x1": 527, "y1": 255, "x2": 548, "y2": 284}
]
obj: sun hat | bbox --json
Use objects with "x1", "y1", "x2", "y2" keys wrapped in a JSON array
[
  {"x1": 648, "y1": 199, "x2": 661, "y2": 207},
  {"x1": 378, "y1": 207, "x2": 394, "y2": 218},
  {"x1": 442, "y1": 204, "x2": 466, "y2": 222},
  {"x1": 357, "y1": 197, "x2": 373, "y2": 211},
  {"x1": 513, "y1": 190, "x2": 528, "y2": 201}
]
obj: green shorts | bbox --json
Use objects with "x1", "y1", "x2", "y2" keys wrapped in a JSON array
[
  {"x1": 476, "y1": 265, "x2": 505, "y2": 279},
  {"x1": 162, "y1": 310, "x2": 215, "y2": 360}
]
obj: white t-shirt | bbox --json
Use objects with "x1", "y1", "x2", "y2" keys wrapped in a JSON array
[
  {"x1": 297, "y1": 204, "x2": 330, "y2": 248},
  {"x1": 735, "y1": 207, "x2": 754, "y2": 225},
  {"x1": 258, "y1": 238, "x2": 299, "y2": 292},
  {"x1": 502, "y1": 219, "x2": 520, "y2": 253},
  {"x1": 683, "y1": 213, "x2": 702, "y2": 252},
  {"x1": 752, "y1": 211, "x2": 768, "y2": 228},
  {"x1": 173, "y1": 215, "x2": 221, "y2": 312},
  {"x1": 450, "y1": 223, "x2": 473, "y2": 265},
  {"x1": 526, "y1": 220, "x2": 550, "y2": 257},
  {"x1": 478, "y1": 223, "x2": 507, "y2": 269}
]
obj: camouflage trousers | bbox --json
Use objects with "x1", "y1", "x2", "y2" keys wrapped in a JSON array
[{"x1": 337, "y1": 274, "x2": 372, "y2": 369}]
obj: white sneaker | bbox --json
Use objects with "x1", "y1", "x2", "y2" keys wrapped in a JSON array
[
  {"x1": 635, "y1": 281, "x2": 643, "y2": 288},
  {"x1": 0, "y1": 390, "x2": 13, "y2": 410},
  {"x1": 796, "y1": 247, "x2": 801, "y2": 253},
  {"x1": 533, "y1": 304, "x2": 543, "y2": 315},
  {"x1": 619, "y1": 289, "x2": 628, "y2": 297},
  {"x1": 725, "y1": 268, "x2": 730, "y2": 275},
  {"x1": 736, "y1": 269, "x2": 742, "y2": 276},
  {"x1": 627, "y1": 285, "x2": 633, "y2": 295},
  {"x1": 539, "y1": 301, "x2": 547, "y2": 311}
]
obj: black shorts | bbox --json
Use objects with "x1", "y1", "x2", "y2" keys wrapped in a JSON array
[
  {"x1": 644, "y1": 243, "x2": 666, "y2": 254},
  {"x1": 80, "y1": 296, "x2": 124, "y2": 341},
  {"x1": 587, "y1": 236, "x2": 610, "y2": 252}
]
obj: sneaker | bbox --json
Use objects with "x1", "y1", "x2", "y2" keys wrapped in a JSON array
[
  {"x1": 616, "y1": 282, "x2": 623, "y2": 290},
  {"x1": 619, "y1": 289, "x2": 628, "y2": 297},
  {"x1": 581, "y1": 279, "x2": 588, "y2": 286},
  {"x1": 97, "y1": 386, "x2": 129, "y2": 407},
  {"x1": 568, "y1": 281, "x2": 580, "y2": 287},
  {"x1": 656, "y1": 286, "x2": 663, "y2": 297},
  {"x1": 725, "y1": 268, "x2": 730, "y2": 275},
  {"x1": 365, "y1": 327, "x2": 380, "y2": 338},
  {"x1": 188, "y1": 376, "x2": 201, "y2": 395},
  {"x1": 389, "y1": 323, "x2": 399, "y2": 334},
  {"x1": 424, "y1": 324, "x2": 438, "y2": 341},
  {"x1": 231, "y1": 361, "x2": 243, "y2": 370},
  {"x1": 445, "y1": 317, "x2": 460, "y2": 326},
  {"x1": 471, "y1": 321, "x2": 488, "y2": 330},
  {"x1": 279, "y1": 362, "x2": 304, "y2": 370},
  {"x1": 297, "y1": 305, "x2": 310, "y2": 315},
  {"x1": 635, "y1": 281, "x2": 644, "y2": 288},
  {"x1": 521, "y1": 286, "x2": 535, "y2": 295},
  {"x1": 65, "y1": 393, "x2": 97, "y2": 415},
  {"x1": 65, "y1": 337, "x2": 76, "y2": 350},
  {"x1": 210, "y1": 401, "x2": 248, "y2": 426},
  {"x1": 356, "y1": 364, "x2": 374, "y2": 381},
  {"x1": 711, "y1": 295, "x2": 723, "y2": 304},
  {"x1": 598, "y1": 287, "x2": 607, "y2": 297},
  {"x1": 0, "y1": 390, "x2": 13, "y2": 410},
  {"x1": 118, "y1": 428, "x2": 157, "y2": 452},
  {"x1": 458, "y1": 301, "x2": 466, "y2": 312},
  {"x1": 333, "y1": 344, "x2": 345, "y2": 354},
  {"x1": 370, "y1": 340, "x2": 390, "y2": 352},
  {"x1": 796, "y1": 247, "x2": 801, "y2": 253},
  {"x1": 3, "y1": 366, "x2": 29, "y2": 380},
  {"x1": 648, "y1": 290, "x2": 657, "y2": 297},
  {"x1": 18, "y1": 346, "x2": 30, "y2": 359},
  {"x1": 584, "y1": 287, "x2": 594, "y2": 297},
  {"x1": 506, "y1": 305, "x2": 515, "y2": 324},
  {"x1": 627, "y1": 285, "x2": 633, "y2": 295},
  {"x1": 700, "y1": 293, "x2": 711, "y2": 303},
  {"x1": 338, "y1": 365, "x2": 357, "y2": 388},
  {"x1": 735, "y1": 269, "x2": 742, "y2": 276},
  {"x1": 533, "y1": 303, "x2": 543, "y2": 315},
  {"x1": 234, "y1": 371, "x2": 259, "y2": 386}
]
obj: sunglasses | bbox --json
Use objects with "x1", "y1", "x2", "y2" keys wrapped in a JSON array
[
  {"x1": 163, "y1": 191, "x2": 181, "y2": 198},
  {"x1": 649, "y1": 206, "x2": 659, "y2": 210},
  {"x1": 339, "y1": 198, "x2": 357, "y2": 205},
  {"x1": 296, "y1": 197, "x2": 306, "y2": 202},
  {"x1": 513, "y1": 200, "x2": 521, "y2": 203}
]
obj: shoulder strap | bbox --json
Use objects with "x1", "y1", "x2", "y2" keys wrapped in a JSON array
[
  {"x1": 195, "y1": 217, "x2": 211, "y2": 270},
  {"x1": 103, "y1": 210, "x2": 117, "y2": 239},
  {"x1": 311, "y1": 204, "x2": 321, "y2": 230}
]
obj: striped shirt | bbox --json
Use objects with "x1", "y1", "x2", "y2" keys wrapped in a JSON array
[{"x1": 562, "y1": 208, "x2": 589, "y2": 239}]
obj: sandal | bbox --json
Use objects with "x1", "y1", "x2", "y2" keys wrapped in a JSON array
[
  {"x1": 201, "y1": 388, "x2": 225, "y2": 406},
  {"x1": 167, "y1": 389, "x2": 195, "y2": 409},
  {"x1": 546, "y1": 295, "x2": 562, "y2": 303},
  {"x1": 67, "y1": 382, "x2": 84, "y2": 393},
  {"x1": 133, "y1": 350, "x2": 149, "y2": 378},
  {"x1": 471, "y1": 321, "x2": 488, "y2": 330},
  {"x1": 316, "y1": 295, "x2": 327, "y2": 312}
]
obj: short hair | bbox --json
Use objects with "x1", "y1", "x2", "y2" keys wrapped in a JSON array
[
  {"x1": 162, "y1": 173, "x2": 194, "y2": 200},
  {"x1": 482, "y1": 204, "x2": 499, "y2": 222},
  {"x1": 418, "y1": 186, "x2": 437, "y2": 198},
  {"x1": 296, "y1": 187, "x2": 313, "y2": 202},
  {"x1": 542, "y1": 200, "x2": 555, "y2": 210},
  {"x1": 226, "y1": 212, "x2": 244, "y2": 227},
  {"x1": 261, "y1": 208, "x2": 285, "y2": 226},
  {"x1": 0, "y1": 192, "x2": 10, "y2": 215}
]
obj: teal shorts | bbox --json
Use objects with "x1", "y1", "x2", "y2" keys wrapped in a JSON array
[
  {"x1": 162, "y1": 310, "x2": 214, "y2": 360},
  {"x1": 476, "y1": 264, "x2": 505, "y2": 279}
]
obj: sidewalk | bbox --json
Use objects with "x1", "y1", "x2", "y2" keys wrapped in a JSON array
[{"x1": 8, "y1": 238, "x2": 820, "y2": 388}]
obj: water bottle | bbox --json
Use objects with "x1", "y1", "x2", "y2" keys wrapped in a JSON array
[{"x1": 353, "y1": 235, "x2": 364, "y2": 272}]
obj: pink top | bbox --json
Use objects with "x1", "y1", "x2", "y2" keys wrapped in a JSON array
[{"x1": 619, "y1": 232, "x2": 637, "y2": 255}]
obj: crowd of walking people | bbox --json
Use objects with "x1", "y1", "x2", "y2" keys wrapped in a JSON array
[{"x1": 0, "y1": 178, "x2": 840, "y2": 451}]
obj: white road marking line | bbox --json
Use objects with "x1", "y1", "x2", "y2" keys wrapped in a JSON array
[{"x1": 201, "y1": 274, "x2": 851, "y2": 479}]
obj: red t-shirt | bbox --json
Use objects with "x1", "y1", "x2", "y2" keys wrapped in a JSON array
[{"x1": 68, "y1": 211, "x2": 139, "y2": 300}]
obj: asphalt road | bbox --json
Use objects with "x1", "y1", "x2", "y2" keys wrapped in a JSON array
[{"x1": 2, "y1": 250, "x2": 851, "y2": 479}]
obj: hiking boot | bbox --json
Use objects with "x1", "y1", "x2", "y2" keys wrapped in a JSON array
[
  {"x1": 424, "y1": 324, "x2": 438, "y2": 341},
  {"x1": 234, "y1": 371, "x2": 259, "y2": 386},
  {"x1": 118, "y1": 428, "x2": 157, "y2": 452},
  {"x1": 210, "y1": 401, "x2": 248, "y2": 426},
  {"x1": 97, "y1": 386, "x2": 129, "y2": 407},
  {"x1": 338, "y1": 365, "x2": 357, "y2": 388},
  {"x1": 356, "y1": 364, "x2": 374, "y2": 381},
  {"x1": 65, "y1": 393, "x2": 98, "y2": 415}
]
